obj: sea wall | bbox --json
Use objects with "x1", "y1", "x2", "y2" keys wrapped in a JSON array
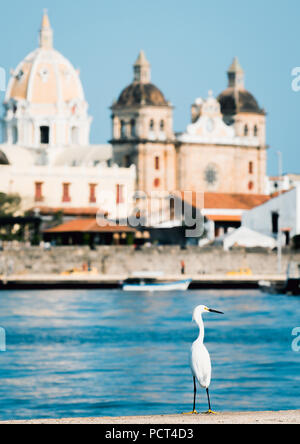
[{"x1": 0, "y1": 245, "x2": 299, "y2": 276}]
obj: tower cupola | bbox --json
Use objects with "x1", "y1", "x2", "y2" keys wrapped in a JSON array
[
  {"x1": 39, "y1": 10, "x2": 54, "y2": 49},
  {"x1": 133, "y1": 50, "x2": 151, "y2": 84},
  {"x1": 227, "y1": 57, "x2": 245, "y2": 89}
]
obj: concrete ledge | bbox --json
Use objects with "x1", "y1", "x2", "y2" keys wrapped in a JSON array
[{"x1": 1, "y1": 411, "x2": 300, "y2": 424}]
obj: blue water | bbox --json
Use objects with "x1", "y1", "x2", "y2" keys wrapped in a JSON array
[{"x1": 0, "y1": 289, "x2": 299, "y2": 420}]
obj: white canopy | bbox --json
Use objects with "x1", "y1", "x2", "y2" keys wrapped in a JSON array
[{"x1": 217, "y1": 227, "x2": 276, "y2": 251}]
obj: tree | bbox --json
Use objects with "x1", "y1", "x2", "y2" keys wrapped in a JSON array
[{"x1": 0, "y1": 193, "x2": 21, "y2": 217}]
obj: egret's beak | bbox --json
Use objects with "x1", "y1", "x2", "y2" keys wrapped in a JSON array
[{"x1": 208, "y1": 308, "x2": 224, "y2": 314}]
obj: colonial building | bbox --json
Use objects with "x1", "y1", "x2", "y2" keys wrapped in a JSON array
[
  {"x1": 0, "y1": 12, "x2": 135, "y2": 222},
  {"x1": 112, "y1": 54, "x2": 268, "y2": 196}
]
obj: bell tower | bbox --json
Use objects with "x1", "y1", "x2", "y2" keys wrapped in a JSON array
[
  {"x1": 111, "y1": 51, "x2": 176, "y2": 195},
  {"x1": 218, "y1": 57, "x2": 266, "y2": 147}
]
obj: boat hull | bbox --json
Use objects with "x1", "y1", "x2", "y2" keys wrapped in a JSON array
[
  {"x1": 259, "y1": 279, "x2": 300, "y2": 295},
  {"x1": 122, "y1": 279, "x2": 192, "y2": 292}
]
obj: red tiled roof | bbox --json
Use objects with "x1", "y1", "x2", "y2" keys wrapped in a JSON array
[
  {"x1": 204, "y1": 193, "x2": 270, "y2": 209},
  {"x1": 177, "y1": 192, "x2": 270, "y2": 210},
  {"x1": 44, "y1": 218, "x2": 136, "y2": 234},
  {"x1": 269, "y1": 189, "x2": 292, "y2": 199}
]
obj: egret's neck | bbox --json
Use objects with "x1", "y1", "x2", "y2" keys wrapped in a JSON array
[{"x1": 196, "y1": 315, "x2": 205, "y2": 344}]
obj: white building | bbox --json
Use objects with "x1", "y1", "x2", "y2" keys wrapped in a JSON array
[
  {"x1": 0, "y1": 12, "x2": 135, "y2": 221},
  {"x1": 242, "y1": 186, "x2": 300, "y2": 245},
  {"x1": 266, "y1": 174, "x2": 300, "y2": 195}
]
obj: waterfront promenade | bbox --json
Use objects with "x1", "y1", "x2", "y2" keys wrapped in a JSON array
[
  {"x1": 0, "y1": 245, "x2": 297, "y2": 278},
  {"x1": 0, "y1": 273, "x2": 285, "y2": 290},
  {"x1": 1, "y1": 411, "x2": 300, "y2": 424}
]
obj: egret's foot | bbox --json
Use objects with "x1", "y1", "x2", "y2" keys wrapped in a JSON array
[
  {"x1": 205, "y1": 409, "x2": 218, "y2": 415},
  {"x1": 183, "y1": 410, "x2": 198, "y2": 415}
]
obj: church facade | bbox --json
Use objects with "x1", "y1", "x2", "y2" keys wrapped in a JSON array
[
  {"x1": 0, "y1": 12, "x2": 135, "y2": 221},
  {"x1": 111, "y1": 54, "x2": 267, "y2": 196}
]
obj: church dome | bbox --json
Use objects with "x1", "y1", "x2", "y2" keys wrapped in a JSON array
[
  {"x1": 218, "y1": 88, "x2": 265, "y2": 115},
  {"x1": 113, "y1": 51, "x2": 169, "y2": 108},
  {"x1": 115, "y1": 82, "x2": 168, "y2": 107},
  {"x1": 5, "y1": 13, "x2": 85, "y2": 107},
  {"x1": 3, "y1": 12, "x2": 91, "y2": 149},
  {"x1": 217, "y1": 57, "x2": 265, "y2": 116}
]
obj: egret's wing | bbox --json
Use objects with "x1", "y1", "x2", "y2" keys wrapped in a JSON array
[{"x1": 190, "y1": 343, "x2": 212, "y2": 388}]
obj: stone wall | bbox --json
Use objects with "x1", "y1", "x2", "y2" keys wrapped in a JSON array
[{"x1": 0, "y1": 245, "x2": 298, "y2": 275}]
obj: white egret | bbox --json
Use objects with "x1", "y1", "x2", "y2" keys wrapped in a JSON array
[{"x1": 186, "y1": 305, "x2": 224, "y2": 415}]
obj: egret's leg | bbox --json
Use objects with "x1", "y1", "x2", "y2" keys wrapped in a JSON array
[
  {"x1": 193, "y1": 377, "x2": 197, "y2": 413},
  {"x1": 183, "y1": 377, "x2": 198, "y2": 415},
  {"x1": 205, "y1": 388, "x2": 217, "y2": 414}
]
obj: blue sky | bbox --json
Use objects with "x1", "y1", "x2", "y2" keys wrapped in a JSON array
[{"x1": 0, "y1": 0, "x2": 299, "y2": 175}]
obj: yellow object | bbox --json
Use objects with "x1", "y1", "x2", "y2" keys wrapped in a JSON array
[
  {"x1": 227, "y1": 268, "x2": 253, "y2": 277},
  {"x1": 61, "y1": 267, "x2": 98, "y2": 276}
]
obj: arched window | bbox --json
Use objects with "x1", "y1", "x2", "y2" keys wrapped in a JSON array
[
  {"x1": 130, "y1": 119, "x2": 136, "y2": 137},
  {"x1": 254, "y1": 125, "x2": 258, "y2": 137},
  {"x1": 34, "y1": 182, "x2": 44, "y2": 202},
  {"x1": 244, "y1": 125, "x2": 249, "y2": 137},
  {"x1": 120, "y1": 121, "x2": 126, "y2": 139},
  {"x1": 12, "y1": 126, "x2": 18, "y2": 144},
  {"x1": 62, "y1": 183, "x2": 71, "y2": 203},
  {"x1": 154, "y1": 178, "x2": 160, "y2": 188},
  {"x1": 116, "y1": 184, "x2": 125, "y2": 204},
  {"x1": 40, "y1": 126, "x2": 50, "y2": 145},
  {"x1": 89, "y1": 184, "x2": 97, "y2": 204},
  {"x1": 159, "y1": 120, "x2": 166, "y2": 140},
  {"x1": 149, "y1": 120, "x2": 155, "y2": 140},
  {"x1": 248, "y1": 181, "x2": 254, "y2": 191},
  {"x1": 124, "y1": 155, "x2": 131, "y2": 168},
  {"x1": 155, "y1": 156, "x2": 160, "y2": 171},
  {"x1": 71, "y1": 127, "x2": 79, "y2": 145},
  {"x1": 249, "y1": 162, "x2": 254, "y2": 174}
]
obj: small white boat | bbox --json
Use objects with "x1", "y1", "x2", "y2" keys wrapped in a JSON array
[{"x1": 122, "y1": 277, "x2": 192, "y2": 292}]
